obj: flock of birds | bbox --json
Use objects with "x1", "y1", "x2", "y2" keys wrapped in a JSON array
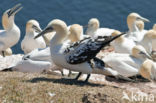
[{"x1": 0, "y1": 4, "x2": 156, "y2": 83}]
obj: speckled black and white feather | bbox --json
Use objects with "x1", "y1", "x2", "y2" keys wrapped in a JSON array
[{"x1": 65, "y1": 33, "x2": 125, "y2": 64}]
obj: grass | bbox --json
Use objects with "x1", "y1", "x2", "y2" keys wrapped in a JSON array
[{"x1": 0, "y1": 72, "x2": 155, "y2": 103}]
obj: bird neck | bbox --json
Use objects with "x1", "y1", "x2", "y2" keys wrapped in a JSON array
[
  {"x1": 127, "y1": 19, "x2": 139, "y2": 32},
  {"x1": 86, "y1": 27, "x2": 97, "y2": 36},
  {"x1": 50, "y1": 32, "x2": 67, "y2": 48},
  {"x1": 26, "y1": 28, "x2": 35, "y2": 35},
  {"x1": 114, "y1": 36, "x2": 124, "y2": 43},
  {"x1": 2, "y1": 16, "x2": 16, "y2": 31}
]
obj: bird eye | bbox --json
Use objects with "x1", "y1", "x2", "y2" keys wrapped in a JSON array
[{"x1": 7, "y1": 10, "x2": 11, "y2": 16}]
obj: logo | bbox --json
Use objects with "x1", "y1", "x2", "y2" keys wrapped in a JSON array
[{"x1": 122, "y1": 91, "x2": 154, "y2": 102}]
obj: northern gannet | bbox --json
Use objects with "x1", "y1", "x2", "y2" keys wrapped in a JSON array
[
  {"x1": 102, "y1": 45, "x2": 152, "y2": 77},
  {"x1": 21, "y1": 19, "x2": 46, "y2": 54},
  {"x1": 0, "y1": 48, "x2": 12, "y2": 57},
  {"x1": 139, "y1": 59, "x2": 156, "y2": 82},
  {"x1": 85, "y1": 18, "x2": 115, "y2": 38},
  {"x1": 2, "y1": 59, "x2": 52, "y2": 73},
  {"x1": 139, "y1": 30, "x2": 156, "y2": 54},
  {"x1": 34, "y1": 19, "x2": 125, "y2": 82},
  {"x1": 110, "y1": 30, "x2": 136, "y2": 54},
  {"x1": 0, "y1": 4, "x2": 22, "y2": 56},
  {"x1": 126, "y1": 13, "x2": 150, "y2": 42}
]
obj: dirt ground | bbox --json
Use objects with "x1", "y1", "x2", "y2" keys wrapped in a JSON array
[{"x1": 0, "y1": 71, "x2": 155, "y2": 103}]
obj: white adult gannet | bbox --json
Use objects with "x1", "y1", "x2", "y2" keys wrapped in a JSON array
[
  {"x1": 102, "y1": 45, "x2": 152, "y2": 77},
  {"x1": 110, "y1": 30, "x2": 136, "y2": 54},
  {"x1": 139, "y1": 30, "x2": 156, "y2": 54},
  {"x1": 139, "y1": 59, "x2": 156, "y2": 82},
  {"x1": 34, "y1": 19, "x2": 125, "y2": 82},
  {"x1": 126, "y1": 13, "x2": 150, "y2": 42},
  {"x1": 0, "y1": 4, "x2": 22, "y2": 57},
  {"x1": 85, "y1": 18, "x2": 115, "y2": 38},
  {"x1": 2, "y1": 59, "x2": 52, "y2": 73},
  {"x1": 0, "y1": 48, "x2": 12, "y2": 57},
  {"x1": 21, "y1": 19, "x2": 46, "y2": 54}
]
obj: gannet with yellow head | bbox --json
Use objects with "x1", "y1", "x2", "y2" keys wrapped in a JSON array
[
  {"x1": 126, "y1": 12, "x2": 150, "y2": 42},
  {"x1": 86, "y1": 18, "x2": 115, "y2": 38},
  {"x1": 34, "y1": 19, "x2": 125, "y2": 82},
  {"x1": 21, "y1": 19, "x2": 46, "y2": 54},
  {"x1": 139, "y1": 59, "x2": 156, "y2": 82},
  {"x1": 0, "y1": 4, "x2": 22, "y2": 57},
  {"x1": 103, "y1": 45, "x2": 152, "y2": 77},
  {"x1": 110, "y1": 30, "x2": 136, "y2": 54}
]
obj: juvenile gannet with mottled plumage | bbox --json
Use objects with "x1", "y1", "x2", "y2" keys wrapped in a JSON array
[
  {"x1": 34, "y1": 19, "x2": 125, "y2": 82},
  {"x1": 21, "y1": 20, "x2": 46, "y2": 54},
  {"x1": 0, "y1": 4, "x2": 22, "y2": 57},
  {"x1": 102, "y1": 45, "x2": 152, "y2": 77},
  {"x1": 139, "y1": 30, "x2": 156, "y2": 54},
  {"x1": 110, "y1": 30, "x2": 136, "y2": 54},
  {"x1": 139, "y1": 59, "x2": 156, "y2": 82},
  {"x1": 126, "y1": 13, "x2": 150, "y2": 42},
  {"x1": 86, "y1": 18, "x2": 115, "y2": 38}
]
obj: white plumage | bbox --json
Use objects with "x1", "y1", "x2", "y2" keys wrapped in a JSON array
[
  {"x1": 0, "y1": 4, "x2": 22, "y2": 56},
  {"x1": 103, "y1": 45, "x2": 152, "y2": 77},
  {"x1": 86, "y1": 18, "x2": 115, "y2": 38},
  {"x1": 21, "y1": 19, "x2": 46, "y2": 54},
  {"x1": 110, "y1": 30, "x2": 136, "y2": 54},
  {"x1": 125, "y1": 13, "x2": 150, "y2": 42}
]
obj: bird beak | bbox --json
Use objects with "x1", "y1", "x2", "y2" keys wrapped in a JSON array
[
  {"x1": 32, "y1": 25, "x2": 42, "y2": 33},
  {"x1": 139, "y1": 51, "x2": 152, "y2": 59},
  {"x1": 34, "y1": 26, "x2": 53, "y2": 39},
  {"x1": 138, "y1": 16, "x2": 150, "y2": 22},
  {"x1": 82, "y1": 25, "x2": 88, "y2": 28},
  {"x1": 8, "y1": 3, "x2": 23, "y2": 17}
]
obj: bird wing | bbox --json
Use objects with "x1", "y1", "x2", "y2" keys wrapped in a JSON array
[
  {"x1": 103, "y1": 55, "x2": 139, "y2": 77},
  {"x1": 65, "y1": 36, "x2": 110, "y2": 64},
  {"x1": 23, "y1": 47, "x2": 51, "y2": 61},
  {"x1": 0, "y1": 30, "x2": 7, "y2": 41}
]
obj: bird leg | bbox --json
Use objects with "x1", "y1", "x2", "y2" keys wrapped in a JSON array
[
  {"x1": 61, "y1": 70, "x2": 64, "y2": 76},
  {"x1": 84, "y1": 74, "x2": 91, "y2": 82},
  {"x1": 68, "y1": 70, "x2": 72, "y2": 77},
  {"x1": 74, "y1": 72, "x2": 82, "y2": 80},
  {"x1": 2, "y1": 51, "x2": 5, "y2": 57}
]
